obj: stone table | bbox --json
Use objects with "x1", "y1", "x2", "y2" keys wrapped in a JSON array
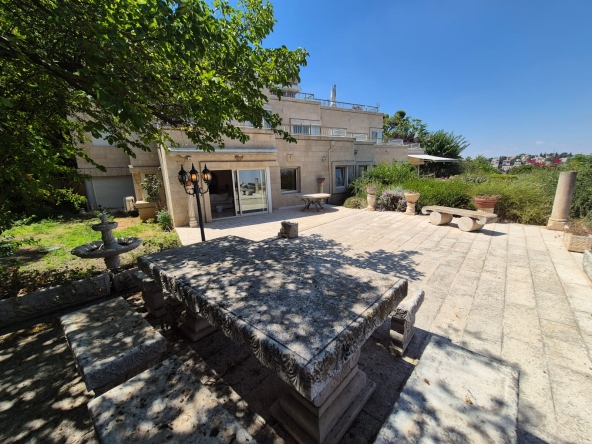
[{"x1": 138, "y1": 236, "x2": 407, "y2": 444}]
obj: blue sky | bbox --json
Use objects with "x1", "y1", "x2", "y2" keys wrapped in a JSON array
[{"x1": 264, "y1": 0, "x2": 592, "y2": 157}]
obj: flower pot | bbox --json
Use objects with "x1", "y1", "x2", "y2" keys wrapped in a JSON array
[
  {"x1": 563, "y1": 232, "x2": 592, "y2": 253},
  {"x1": 135, "y1": 201, "x2": 157, "y2": 221},
  {"x1": 404, "y1": 192, "x2": 420, "y2": 215},
  {"x1": 473, "y1": 196, "x2": 499, "y2": 214},
  {"x1": 366, "y1": 185, "x2": 377, "y2": 211}
]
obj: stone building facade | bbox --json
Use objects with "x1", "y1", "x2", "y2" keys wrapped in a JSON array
[{"x1": 78, "y1": 83, "x2": 422, "y2": 227}]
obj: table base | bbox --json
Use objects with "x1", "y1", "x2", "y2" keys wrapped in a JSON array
[
  {"x1": 271, "y1": 367, "x2": 375, "y2": 444},
  {"x1": 180, "y1": 308, "x2": 217, "y2": 342}
]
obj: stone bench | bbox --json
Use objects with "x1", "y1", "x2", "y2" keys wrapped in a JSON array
[
  {"x1": 60, "y1": 297, "x2": 166, "y2": 395},
  {"x1": 87, "y1": 355, "x2": 257, "y2": 443},
  {"x1": 422, "y1": 205, "x2": 498, "y2": 232},
  {"x1": 374, "y1": 335, "x2": 519, "y2": 443}
]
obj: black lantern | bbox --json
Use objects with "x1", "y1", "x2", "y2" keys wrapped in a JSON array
[{"x1": 178, "y1": 163, "x2": 211, "y2": 242}]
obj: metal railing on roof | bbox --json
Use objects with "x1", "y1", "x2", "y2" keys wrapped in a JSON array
[{"x1": 275, "y1": 91, "x2": 380, "y2": 112}]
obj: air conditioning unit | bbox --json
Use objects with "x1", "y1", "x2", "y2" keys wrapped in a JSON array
[{"x1": 123, "y1": 196, "x2": 135, "y2": 213}]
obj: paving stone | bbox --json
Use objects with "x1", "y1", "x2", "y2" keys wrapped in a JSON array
[
  {"x1": 540, "y1": 319, "x2": 583, "y2": 344},
  {"x1": 543, "y1": 336, "x2": 592, "y2": 371},
  {"x1": 547, "y1": 363, "x2": 592, "y2": 443},
  {"x1": 503, "y1": 303, "x2": 543, "y2": 348}
]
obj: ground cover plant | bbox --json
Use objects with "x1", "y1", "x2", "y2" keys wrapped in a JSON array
[{"x1": 0, "y1": 215, "x2": 180, "y2": 299}]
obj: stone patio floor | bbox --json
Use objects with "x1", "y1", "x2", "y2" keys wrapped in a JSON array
[
  {"x1": 178, "y1": 205, "x2": 592, "y2": 443},
  {"x1": 1, "y1": 205, "x2": 590, "y2": 443}
]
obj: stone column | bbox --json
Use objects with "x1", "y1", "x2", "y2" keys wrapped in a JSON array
[
  {"x1": 366, "y1": 185, "x2": 376, "y2": 211},
  {"x1": 187, "y1": 189, "x2": 198, "y2": 228},
  {"x1": 547, "y1": 171, "x2": 577, "y2": 231},
  {"x1": 180, "y1": 305, "x2": 216, "y2": 342}
]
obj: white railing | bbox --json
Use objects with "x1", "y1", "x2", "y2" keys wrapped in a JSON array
[{"x1": 274, "y1": 91, "x2": 380, "y2": 112}]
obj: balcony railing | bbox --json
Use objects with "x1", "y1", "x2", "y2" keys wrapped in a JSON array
[{"x1": 275, "y1": 91, "x2": 379, "y2": 112}]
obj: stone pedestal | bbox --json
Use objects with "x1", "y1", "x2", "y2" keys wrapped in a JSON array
[
  {"x1": 141, "y1": 278, "x2": 166, "y2": 318},
  {"x1": 458, "y1": 216, "x2": 485, "y2": 232},
  {"x1": 180, "y1": 305, "x2": 216, "y2": 342},
  {"x1": 279, "y1": 221, "x2": 299, "y2": 239},
  {"x1": 404, "y1": 192, "x2": 420, "y2": 215},
  {"x1": 271, "y1": 350, "x2": 375, "y2": 444},
  {"x1": 366, "y1": 186, "x2": 377, "y2": 211},
  {"x1": 389, "y1": 290, "x2": 425, "y2": 356},
  {"x1": 317, "y1": 177, "x2": 326, "y2": 194},
  {"x1": 187, "y1": 191, "x2": 198, "y2": 228},
  {"x1": 547, "y1": 171, "x2": 577, "y2": 231}
]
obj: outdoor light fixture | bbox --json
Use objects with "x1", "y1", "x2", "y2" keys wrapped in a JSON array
[{"x1": 178, "y1": 163, "x2": 212, "y2": 242}]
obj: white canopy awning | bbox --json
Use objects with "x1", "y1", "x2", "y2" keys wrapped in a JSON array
[{"x1": 408, "y1": 154, "x2": 459, "y2": 162}]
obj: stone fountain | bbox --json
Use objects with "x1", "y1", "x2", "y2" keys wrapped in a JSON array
[{"x1": 71, "y1": 213, "x2": 142, "y2": 269}]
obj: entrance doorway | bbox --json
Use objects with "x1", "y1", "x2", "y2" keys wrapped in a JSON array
[{"x1": 209, "y1": 168, "x2": 269, "y2": 219}]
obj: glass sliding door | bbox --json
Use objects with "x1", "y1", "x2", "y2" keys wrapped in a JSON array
[{"x1": 234, "y1": 169, "x2": 268, "y2": 215}]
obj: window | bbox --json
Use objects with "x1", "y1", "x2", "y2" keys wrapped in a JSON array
[
  {"x1": 330, "y1": 128, "x2": 347, "y2": 137},
  {"x1": 335, "y1": 166, "x2": 355, "y2": 189},
  {"x1": 292, "y1": 124, "x2": 321, "y2": 135},
  {"x1": 91, "y1": 132, "x2": 115, "y2": 146},
  {"x1": 352, "y1": 133, "x2": 368, "y2": 141},
  {"x1": 371, "y1": 130, "x2": 383, "y2": 144},
  {"x1": 357, "y1": 165, "x2": 371, "y2": 177},
  {"x1": 281, "y1": 168, "x2": 299, "y2": 193}
]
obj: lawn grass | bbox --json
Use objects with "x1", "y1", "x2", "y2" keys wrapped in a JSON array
[{"x1": 1, "y1": 215, "x2": 181, "y2": 298}]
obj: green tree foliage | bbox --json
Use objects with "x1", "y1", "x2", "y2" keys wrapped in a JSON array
[
  {"x1": 0, "y1": 0, "x2": 307, "y2": 231},
  {"x1": 383, "y1": 110, "x2": 428, "y2": 143},
  {"x1": 461, "y1": 156, "x2": 499, "y2": 175}
]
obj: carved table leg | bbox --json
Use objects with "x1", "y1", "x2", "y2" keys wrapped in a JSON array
[
  {"x1": 180, "y1": 305, "x2": 216, "y2": 342},
  {"x1": 271, "y1": 349, "x2": 375, "y2": 444},
  {"x1": 141, "y1": 278, "x2": 166, "y2": 318},
  {"x1": 429, "y1": 211, "x2": 453, "y2": 225},
  {"x1": 389, "y1": 290, "x2": 425, "y2": 356},
  {"x1": 458, "y1": 216, "x2": 485, "y2": 232}
]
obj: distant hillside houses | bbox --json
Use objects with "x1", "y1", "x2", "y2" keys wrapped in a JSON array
[{"x1": 487, "y1": 152, "x2": 572, "y2": 172}]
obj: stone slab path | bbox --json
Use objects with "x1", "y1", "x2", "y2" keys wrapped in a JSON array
[{"x1": 177, "y1": 206, "x2": 592, "y2": 444}]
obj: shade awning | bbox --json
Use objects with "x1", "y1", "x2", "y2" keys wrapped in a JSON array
[{"x1": 408, "y1": 154, "x2": 459, "y2": 162}]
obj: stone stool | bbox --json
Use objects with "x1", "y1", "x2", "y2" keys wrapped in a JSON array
[
  {"x1": 390, "y1": 290, "x2": 425, "y2": 356},
  {"x1": 278, "y1": 221, "x2": 298, "y2": 239},
  {"x1": 141, "y1": 277, "x2": 166, "y2": 318},
  {"x1": 87, "y1": 355, "x2": 256, "y2": 443},
  {"x1": 60, "y1": 297, "x2": 166, "y2": 395}
]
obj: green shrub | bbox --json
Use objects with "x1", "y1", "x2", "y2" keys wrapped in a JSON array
[
  {"x1": 400, "y1": 179, "x2": 473, "y2": 211},
  {"x1": 343, "y1": 196, "x2": 366, "y2": 209},
  {"x1": 350, "y1": 161, "x2": 416, "y2": 197},
  {"x1": 470, "y1": 179, "x2": 552, "y2": 225},
  {"x1": 156, "y1": 209, "x2": 173, "y2": 231}
]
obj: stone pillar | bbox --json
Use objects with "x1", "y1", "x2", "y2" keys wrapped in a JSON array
[
  {"x1": 547, "y1": 171, "x2": 577, "y2": 231},
  {"x1": 317, "y1": 177, "x2": 325, "y2": 194},
  {"x1": 141, "y1": 278, "x2": 166, "y2": 318},
  {"x1": 390, "y1": 290, "x2": 425, "y2": 356},
  {"x1": 366, "y1": 185, "x2": 376, "y2": 211},
  {"x1": 187, "y1": 190, "x2": 198, "y2": 228}
]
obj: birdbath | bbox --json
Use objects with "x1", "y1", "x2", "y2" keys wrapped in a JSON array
[{"x1": 71, "y1": 213, "x2": 142, "y2": 269}]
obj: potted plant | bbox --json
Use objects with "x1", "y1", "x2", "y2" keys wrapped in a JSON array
[
  {"x1": 563, "y1": 223, "x2": 592, "y2": 253},
  {"x1": 404, "y1": 190, "x2": 420, "y2": 215},
  {"x1": 473, "y1": 195, "x2": 500, "y2": 213}
]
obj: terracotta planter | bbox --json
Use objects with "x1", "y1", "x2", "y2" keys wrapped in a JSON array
[
  {"x1": 135, "y1": 201, "x2": 157, "y2": 221},
  {"x1": 404, "y1": 192, "x2": 420, "y2": 215},
  {"x1": 563, "y1": 232, "x2": 592, "y2": 253},
  {"x1": 474, "y1": 196, "x2": 499, "y2": 214}
]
